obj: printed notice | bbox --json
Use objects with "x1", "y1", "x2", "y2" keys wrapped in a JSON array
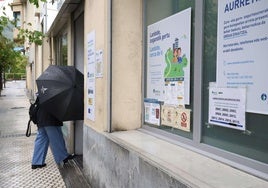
[
  {"x1": 217, "y1": 1, "x2": 268, "y2": 115},
  {"x1": 144, "y1": 99, "x2": 161, "y2": 126},
  {"x1": 177, "y1": 108, "x2": 191, "y2": 132},
  {"x1": 87, "y1": 31, "x2": 96, "y2": 121},
  {"x1": 161, "y1": 104, "x2": 191, "y2": 132},
  {"x1": 95, "y1": 50, "x2": 103, "y2": 78},
  {"x1": 209, "y1": 87, "x2": 246, "y2": 131},
  {"x1": 147, "y1": 8, "x2": 191, "y2": 106}
]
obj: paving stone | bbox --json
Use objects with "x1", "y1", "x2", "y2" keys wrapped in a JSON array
[{"x1": 0, "y1": 81, "x2": 65, "y2": 188}]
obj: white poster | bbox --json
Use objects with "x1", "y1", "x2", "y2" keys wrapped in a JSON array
[
  {"x1": 95, "y1": 50, "x2": 103, "y2": 78},
  {"x1": 217, "y1": 1, "x2": 268, "y2": 115},
  {"x1": 147, "y1": 8, "x2": 191, "y2": 106},
  {"x1": 144, "y1": 99, "x2": 161, "y2": 126},
  {"x1": 87, "y1": 31, "x2": 96, "y2": 121},
  {"x1": 209, "y1": 87, "x2": 246, "y2": 131}
]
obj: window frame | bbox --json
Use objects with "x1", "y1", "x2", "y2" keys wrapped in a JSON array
[{"x1": 142, "y1": 0, "x2": 268, "y2": 180}]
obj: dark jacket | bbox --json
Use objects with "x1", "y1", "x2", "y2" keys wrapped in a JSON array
[{"x1": 37, "y1": 104, "x2": 63, "y2": 127}]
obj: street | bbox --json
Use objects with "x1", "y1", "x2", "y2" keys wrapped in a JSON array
[{"x1": 0, "y1": 81, "x2": 90, "y2": 188}]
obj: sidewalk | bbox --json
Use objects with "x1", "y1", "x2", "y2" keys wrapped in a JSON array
[{"x1": 0, "y1": 81, "x2": 90, "y2": 188}]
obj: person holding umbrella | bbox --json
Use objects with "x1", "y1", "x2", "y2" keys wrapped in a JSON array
[
  {"x1": 32, "y1": 65, "x2": 84, "y2": 169},
  {"x1": 31, "y1": 96, "x2": 74, "y2": 169}
]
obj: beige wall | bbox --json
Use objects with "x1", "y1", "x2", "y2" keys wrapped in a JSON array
[
  {"x1": 84, "y1": 0, "x2": 108, "y2": 132},
  {"x1": 25, "y1": 1, "x2": 40, "y2": 96},
  {"x1": 84, "y1": 0, "x2": 142, "y2": 132},
  {"x1": 42, "y1": 37, "x2": 51, "y2": 69},
  {"x1": 111, "y1": 0, "x2": 142, "y2": 131}
]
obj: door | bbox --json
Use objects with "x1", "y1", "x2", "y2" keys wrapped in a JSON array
[{"x1": 74, "y1": 13, "x2": 84, "y2": 155}]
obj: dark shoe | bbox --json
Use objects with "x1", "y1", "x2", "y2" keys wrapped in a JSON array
[
  {"x1": 63, "y1": 154, "x2": 75, "y2": 164},
  {"x1": 32, "y1": 163, "x2": 46, "y2": 169}
]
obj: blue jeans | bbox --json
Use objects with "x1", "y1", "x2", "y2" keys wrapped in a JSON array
[{"x1": 32, "y1": 126, "x2": 69, "y2": 165}]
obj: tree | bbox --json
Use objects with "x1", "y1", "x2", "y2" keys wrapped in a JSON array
[
  {"x1": 1, "y1": 1, "x2": 45, "y2": 45},
  {"x1": 0, "y1": 1, "x2": 46, "y2": 94},
  {"x1": 29, "y1": 0, "x2": 47, "y2": 8},
  {"x1": 0, "y1": 35, "x2": 22, "y2": 90}
]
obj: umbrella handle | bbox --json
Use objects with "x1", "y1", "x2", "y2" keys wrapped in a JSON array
[{"x1": 26, "y1": 120, "x2": 31, "y2": 137}]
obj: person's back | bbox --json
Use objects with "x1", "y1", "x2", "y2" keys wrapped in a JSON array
[{"x1": 37, "y1": 104, "x2": 63, "y2": 127}]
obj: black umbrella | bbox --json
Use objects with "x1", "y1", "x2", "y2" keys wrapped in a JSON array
[{"x1": 36, "y1": 65, "x2": 84, "y2": 121}]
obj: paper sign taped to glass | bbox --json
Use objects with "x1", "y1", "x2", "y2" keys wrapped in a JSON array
[
  {"x1": 208, "y1": 86, "x2": 246, "y2": 131},
  {"x1": 161, "y1": 105, "x2": 191, "y2": 132},
  {"x1": 144, "y1": 98, "x2": 161, "y2": 126}
]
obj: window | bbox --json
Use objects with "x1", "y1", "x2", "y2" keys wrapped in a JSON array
[
  {"x1": 56, "y1": 33, "x2": 68, "y2": 66},
  {"x1": 144, "y1": 0, "x2": 195, "y2": 139},
  {"x1": 13, "y1": 11, "x2": 21, "y2": 27},
  {"x1": 144, "y1": 0, "x2": 268, "y2": 178},
  {"x1": 202, "y1": 0, "x2": 268, "y2": 164}
]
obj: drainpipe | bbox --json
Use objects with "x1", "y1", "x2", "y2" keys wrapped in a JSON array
[{"x1": 107, "y1": 0, "x2": 112, "y2": 133}]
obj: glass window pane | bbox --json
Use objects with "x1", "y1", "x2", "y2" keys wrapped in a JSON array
[
  {"x1": 144, "y1": 0, "x2": 195, "y2": 139},
  {"x1": 202, "y1": 0, "x2": 268, "y2": 164},
  {"x1": 13, "y1": 12, "x2": 21, "y2": 27},
  {"x1": 56, "y1": 34, "x2": 68, "y2": 66}
]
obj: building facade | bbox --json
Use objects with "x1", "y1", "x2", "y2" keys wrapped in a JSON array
[{"x1": 15, "y1": 0, "x2": 268, "y2": 187}]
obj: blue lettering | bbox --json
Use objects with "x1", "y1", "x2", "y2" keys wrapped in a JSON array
[
  {"x1": 150, "y1": 30, "x2": 161, "y2": 38},
  {"x1": 224, "y1": 0, "x2": 251, "y2": 13}
]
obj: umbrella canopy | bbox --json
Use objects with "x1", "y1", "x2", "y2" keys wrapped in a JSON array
[{"x1": 36, "y1": 65, "x2": 84, "y2": 121}]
